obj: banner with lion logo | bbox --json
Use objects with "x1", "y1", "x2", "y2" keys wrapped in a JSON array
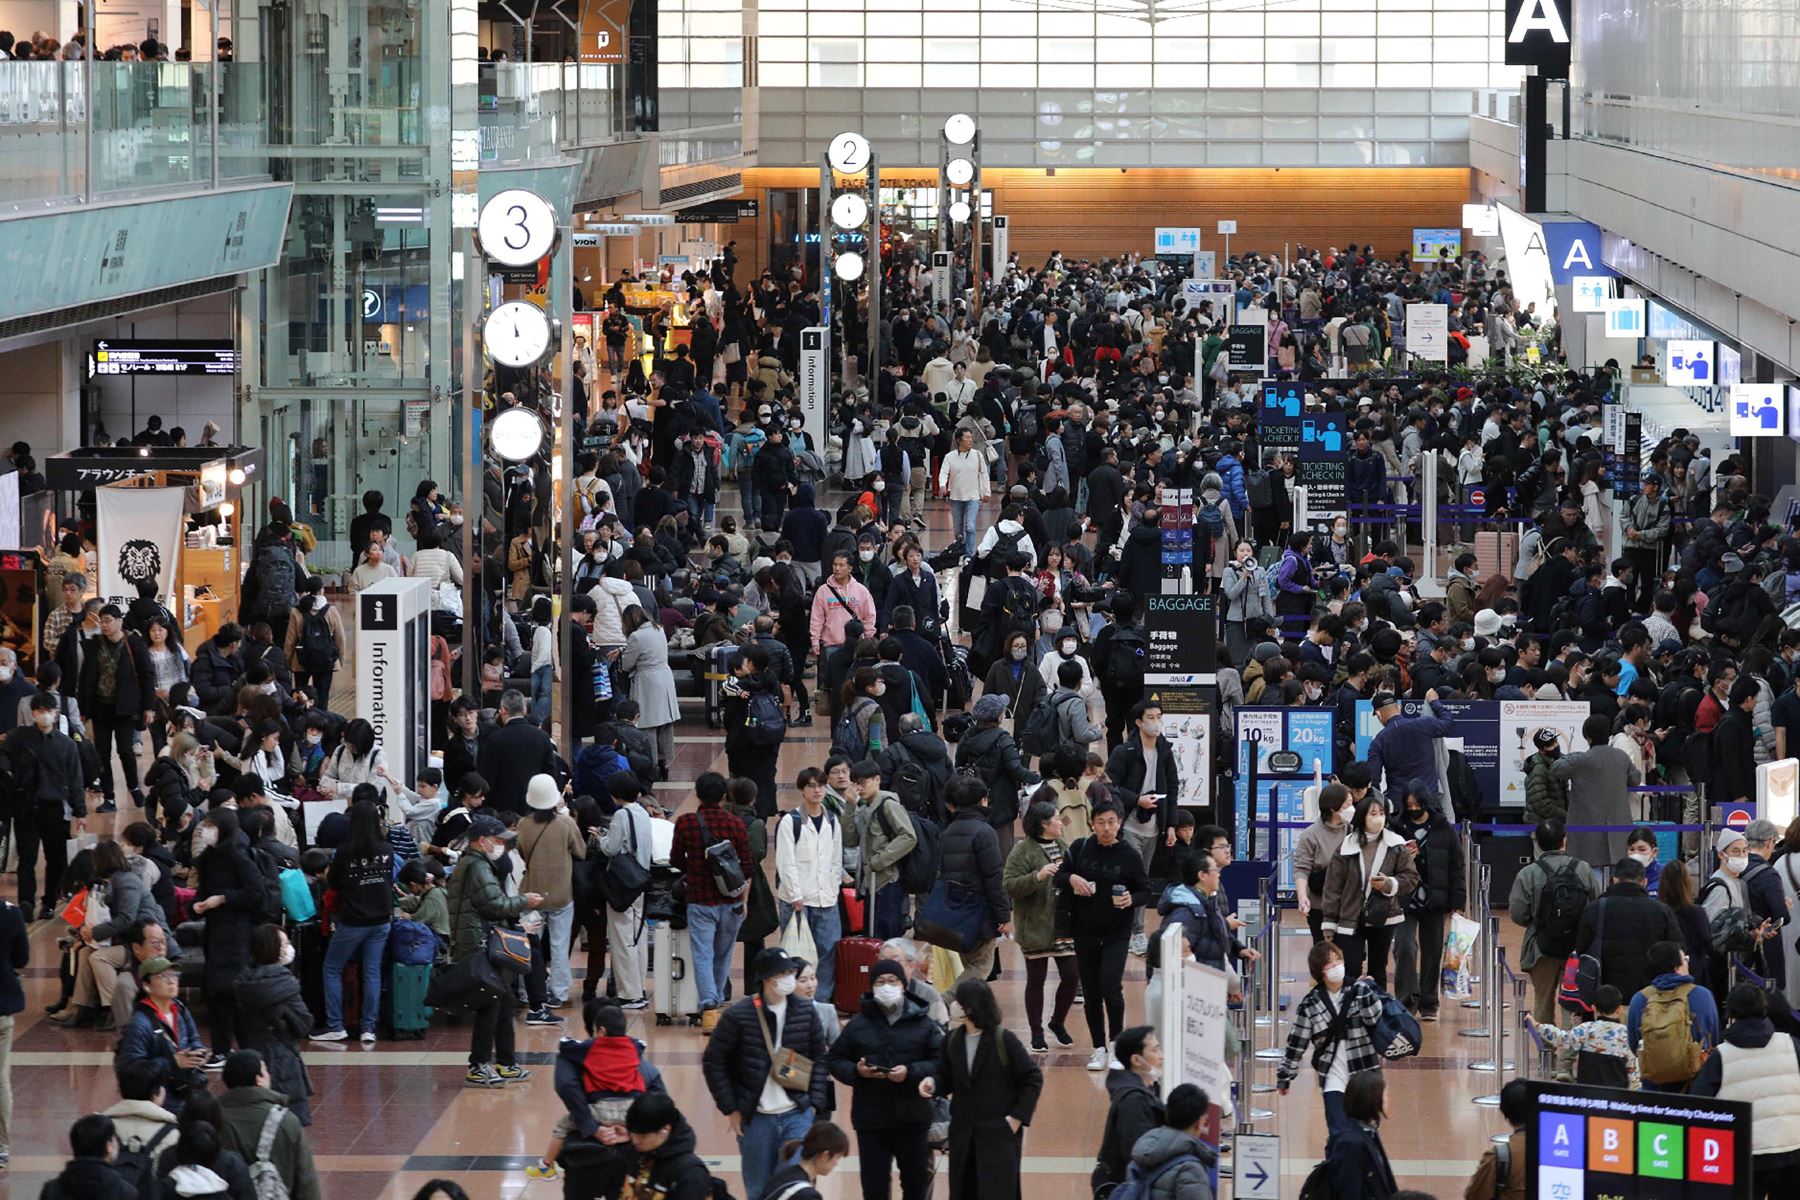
[{"x1": 96, "y1": 486, "x2": 186, "y2": 611}]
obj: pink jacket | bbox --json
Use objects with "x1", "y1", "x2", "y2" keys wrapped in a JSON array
[{"x1": 809, "y1": 576, "x2": 876, "y2": 651}]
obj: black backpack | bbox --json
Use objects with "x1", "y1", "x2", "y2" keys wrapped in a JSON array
[
  {"x1": 997, "y1": 577, "x2": 1039, "y2": 636},
  {"x1": 988, "y1": 528, "x2": 1027, "y2": 579},
  {"x1": 1104, "y1": 626, "x2": 1147, "y2": 693},
  {"x1": 832, "y1": 698, "x2": 878, "y2": 762},
  {"x1": 1533, "y1": 857, "x2": 1592, "y2": 959},
  {"x1": 298, "y1": 605, "x2": 338, "y2": 672},
  {"x1": 251, "y1": 543, "x2": 297, "y2": 612},
  {"x1": 877, "y1": 799, "x2": 941, "y2": 894},
  {"x1": 889, "y1": 758, "x2": 944, "y2": 826},
  {"x1": 112, "y1": 1125, "x2": 177, "y2": 1200},
  {"x1": 1298, "y1": 1160, "x2": 1333, "y2": 1200},
  {"x1": 1014, "y1": 403, "x2": 1040, "y2": 440},
  {"x1": 1246, "y1": 468, "x2": 1275, "y2": 510},
  {"x1": 1019, "y1": 692, "x2": 1065, "y2": 757},
  {"x1": 245, "y1": 846, "x2": 288, "y2": 925}
]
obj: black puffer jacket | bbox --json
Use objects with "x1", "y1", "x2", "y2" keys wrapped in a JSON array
[
  {"x1": 936, "y1": 807, "x2": 1012, "y2": 927},
  {"x1": 826, "y1": 992, "x2": 947, "y2": 1129},
  {"x1": 700, "y1": 994, "x2": 830, "y2": 1119},
  {"x1": 954, "y1": 726, "x2": 1037, "y2": 827},
  {"x1": 1096, "y1": 1069, "x2": 1166, "y2": 1190},
  {"x1": 234, "y1": 961, "x2": 315, "y2": 1125},
  {"x1": 1399, "y1": 807, "x2": 1465, "y2": 913}
]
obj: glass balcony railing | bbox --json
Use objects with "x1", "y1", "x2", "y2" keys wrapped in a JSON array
[
  {"x1": 476, "y1": 57, "x2": 742, "y2": 167},
  {"x1": 0, "y1": 60, "x2": 268, "y2": 208}
]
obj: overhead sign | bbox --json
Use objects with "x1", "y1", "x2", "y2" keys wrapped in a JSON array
[
  {"x1": 1180, "y1": 279, "x2": 1235, "y2": 320},
  {"x1": 1505, "y1": 0, "x2": 1572, "y2": 75},
  {"x1": 1406, "y1": 303, "x2": 1449, "y2": 363},
  {"x1": 1217, "y1": 220, "x2": 1238, "y2": 235},
  {"x1": 1603, "y1": 297, "x2": 1646, "y2": 338},
  {"x1": 1666, "y1": 340, "x2": 1716, "y2": 386},
  {"x1": 1462, "y1": 203, "x2": 1500, "y2": 236},
  {"x1": 1299, "y1": 411, "x2": 1349, "y2": 524},
  {"x1": 1543, "y1": 221, "x2": 1618, "y2": 284},
  {"x1": 620, "y1": 213, "x2": 675, "y2": 226},
  {"x1": 675, "y1": 199, "x2": 760, "y2": 224},
  {"x1": 1226, "y1": 325, "x2": 1265, "y2": 373},
  {"x1": 1411, "y1": 227, "x2": 1462, "y2": 262},
  {"x1": 578, "y1": 0, "x2": 630, "y2": 63},
  {"x1": 589, "y1": 223, "x2": 640, "y2": 236},
  {"x1": 800, "y1": 326, "x2": 828, "y2": 457},
  {"x1": 1155, "y1": 227, "x2": 1201, "y2": 258},
  {"x1": 1571, "y1": 276, "x2": 1613, "y2": 313},
  {"x1": 89, "y1": 339, "x2": 237, "y2": 378},
  {"x1": 1193, "y1": 250, "x2": 1217, "y2": 280},
  {"x1": 1729, "y1": 383, "x2": 1785, "y2": 437},
  {"x1": 931, "y1": 251, "x2": 953, "y2": 310},
  {"x1": 1144, "y1": 594, "x2": 1218, "y2": 684},
  {"x1": 991, "y1": 214, "x2": 1010, "y2": 273},
  {"x1": 1496, "y1": 204, "x2": 1556, "y2": 313},
  {"x1": 1718, "y1": 343, "x2": 1743, "y2": 386}
]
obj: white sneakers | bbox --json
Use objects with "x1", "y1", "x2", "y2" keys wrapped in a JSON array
[{"x1": 1087, "y1": 1048, "x2": 1109, "y2": 1072}]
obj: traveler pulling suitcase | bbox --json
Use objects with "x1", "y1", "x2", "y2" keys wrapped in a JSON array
[
  {"x1": 653, "y1": 921, "x2": 701, "y2": 1026},
  {"x1": 702, "y1": 642, "x2": 736, "y2": 728},
  {"x1": 385, "y1": 962, "x2": 434, "y2": 1039},
  {"x1": 833, "y1": 937, "x2": 883, "y2": 1016}
]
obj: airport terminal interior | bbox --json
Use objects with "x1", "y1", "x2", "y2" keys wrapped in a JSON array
[{"x1": 4, "y1": 0, "x2": 1800, "y2": 1197}]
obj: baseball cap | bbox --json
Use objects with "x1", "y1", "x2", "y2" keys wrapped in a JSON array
[
  {"x1": 1371, "y1": 691, "x2": 1400, "y2": 711},
  {"x1": 1533, "y1": 728, "x2": 1561, "y2": 750},
  {"x1": 140, "y1": 957, "x2": 179, "y2": 980}
]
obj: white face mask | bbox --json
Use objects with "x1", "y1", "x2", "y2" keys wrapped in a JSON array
[
  {"x1": 1488, "y1": 668, "x2": 1506, "y2": 684},
  {"x1": 34, "y1": 711, "x2": 55, "y2": 730},
  {"x1": 770, "y1": 974, "x2": 798, "y2": 997},
  {"x1": 873, "y1": 983, "x2": 904, "y2": 1007},
  {"x1": 306, "y1": 732, "x2": 322, "y2": 745},
  {"x1": 1304, "y1": 684, "x2": 1322, "y2": 700},
  {"x1": 486, "y1": 844, "x2": 508, "y2": 862},
  {"x1": 1141, "y1": 719, "x2": 1163, "y2": 738},
  {"x1": 1324, "y1": 963, "x2": 1346, "y2": 985},
  {"x1": 1333, "y1": 524, "x2": 1348, "y2": 538},
  {"x1": 1060, "y1": 639, "x2": 1078, "y2": 656},
  {"x1": 859, "y1": 549, "x2": 876, "y2": 561},
  {"x1": 1462, "y1": 637, "x2": 1475, "y2": 651},
  {"x1": 1723, "y1": 855, "x2": 1747, "y2": 875},
  {"x1": 279, "y1": 943, "x2": 296, "y2": 966},
  {"x1": 872, "y1": 683, "x2": 886, "y2": 697},
  {"x1": 197, "y1": 827, "x2": 219, "y2": 850},
  {"x1": 1337, "y1": 804, "x2": 1355, "y2": 824},
  {"x1": 1629, "y1": 851, "x2": 1655, "y2": 867},
  {"x1": 0, "y1": 667, "x2": 12, "y2": 683}
]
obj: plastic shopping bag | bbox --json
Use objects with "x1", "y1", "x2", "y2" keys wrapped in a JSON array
[{"x1": 1442, "y1": 912, "x2": 1481, "y2": 999}]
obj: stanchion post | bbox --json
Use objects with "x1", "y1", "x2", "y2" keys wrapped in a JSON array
[{"x1": 1461, "y1": 865, "x2": 1494, "y2": 1036}]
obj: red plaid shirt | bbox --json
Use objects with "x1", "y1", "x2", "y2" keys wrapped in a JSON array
[{"x1": 671, "y1": 804, "x2": 752, "y2": 907}]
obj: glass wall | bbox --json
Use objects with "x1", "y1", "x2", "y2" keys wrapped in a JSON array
[{"x1": 755, "y1": 0, "x2": 1524, "y2": 91}]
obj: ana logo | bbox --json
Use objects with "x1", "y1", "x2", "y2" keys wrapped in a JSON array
[
  {"x1": 117, "y1": 539, "x2": 162, "y2": 587},
  {"x1": 1508, "y1": 0, "x2": 1569, "y2": 44}
]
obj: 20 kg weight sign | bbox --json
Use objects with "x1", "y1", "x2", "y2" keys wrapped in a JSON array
[{"x1": 478, "y1": 189, "x2": 558, "y2": 267}]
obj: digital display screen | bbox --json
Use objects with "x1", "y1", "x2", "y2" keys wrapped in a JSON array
[
  {"x1": 89, "y1": 339, "x2": 238, "y2": 378},
  {"x1": 1412, "y1": 227, "x2": 1463, "y2": 262},
  {"x1": 1527, "y1": 1081, "x2": 1751, "y2": 1200}
]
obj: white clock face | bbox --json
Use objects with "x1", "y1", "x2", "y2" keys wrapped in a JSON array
[
  {"x1": 830, "y1": 192, "x2": 868, "y2": 230},
  {"x1": 483, "y1": 300, "x2": 553, "y2": 367},
  {"x1": 946, "y1": 157, "x2": 975, "y2": 187},
  {"x1": 943, "y1": 112, "x2": 976, "y2": 146},
  {"x1": 948, "y1": 200, "x2": 972, "y2": 224},
  {"x1": 827, "y1": 131, "x2": 871, "y2": 175},
  {"x1": 478, "y1": 189, "x2": 557, "y2": 267},
  {"x1": 833, "y1": 251, "x2": 865, "y2": 282}
]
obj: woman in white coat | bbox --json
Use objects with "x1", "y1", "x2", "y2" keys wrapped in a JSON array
[{"x1": 618, "y1": 605, "x2": 681, "y2": 777}]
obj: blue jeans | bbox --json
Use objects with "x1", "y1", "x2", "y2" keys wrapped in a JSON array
[
  {"x1": 950, "y1": 498, "x2": 980, "y2": 557},
  {"x1": 544, "y1": 902, "x2": 576, "y2": 1002},
  {"x1": 740, "y1": 475, "x2": 761, "y2": 526},
  {"x1": 530, "y1": 664, "x2": 552, "y2": 724},
  {"x1": 686, "y1": 902, "x2": 744, "y2": 1009},
  {"x1": 685, "y1": 494, "x2": 707, "y2": 527},
  {"x1": 1322, "y1": 1089, "x2": 1350, "y2": 1150},
  {"x1": 780, "y1": 901, "x2": 842, "y2": 1002},
  {"x1": 323, "y1": 921, "x2": 390, "y2": 1035},
  {"x1": 739, "y1": 1107, "x2": 813, "y2": 1199}
]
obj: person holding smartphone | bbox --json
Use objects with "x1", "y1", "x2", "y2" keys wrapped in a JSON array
[
  {"x1": 825, "y1": 959, "x2": 945, "y2": 1200},
  {"x1": 1104, "y1": 701, "x2": 1181, "y2": 959},
  {"x1": 1318, "y1": 795, "x2": 1419, "y2": 990}
]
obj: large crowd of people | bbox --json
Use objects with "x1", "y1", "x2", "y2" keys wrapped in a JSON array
[{"x1": 10, "y1": 236, "x2": 1800, "y2": 1200}]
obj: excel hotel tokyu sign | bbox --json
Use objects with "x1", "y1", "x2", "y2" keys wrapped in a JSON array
[{"x1": 1504, "y1": 0, "x2": 1571, "y2": 76}]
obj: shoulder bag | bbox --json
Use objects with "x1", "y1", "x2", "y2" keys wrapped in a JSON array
[
  {"x1": 601, "y1": 809, "x2": 652, "y2": 912},
  {"x1": 754, "y1": 998, "x2": 815, "y2": 1093}
]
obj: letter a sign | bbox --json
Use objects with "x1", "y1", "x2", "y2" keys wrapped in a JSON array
[
  {"x1": 1505, "y1": 0, "x2": 1572, "y2": 75},
  {"x1": 1504, "y1": 0, "x2": 1576, "y2": 75}
]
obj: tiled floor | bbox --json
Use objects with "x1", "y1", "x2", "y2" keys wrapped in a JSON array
[{"x1": 4, "y1": 484, "x2": 1526, "y2": 1198}]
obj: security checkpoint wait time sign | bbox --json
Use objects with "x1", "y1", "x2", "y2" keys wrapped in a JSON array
[{"x1": 1525, "y1": 1082, "x2": 1751, "y2": 1200}]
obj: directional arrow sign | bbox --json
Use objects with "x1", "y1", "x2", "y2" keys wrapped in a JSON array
[{"x1": 1235, "y1": 1133, "x2": 1281, "y2": 1199}]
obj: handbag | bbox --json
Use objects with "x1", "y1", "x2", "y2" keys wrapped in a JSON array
[
  {"x1": 601, "y1": 811, "x2": 652, "y2": 912},
  {"x1": 753, "y1": 997, "x2": 815, "y2": 1093},
  {"x1": 60, "y1": 887, "x2": 89, "y2": 928},
  {"x1": 779, "y1": 909, "x2": 818, "y2": 963},
  {"x1": 487, "y1": 926, "x2": 532, "y2": 974},
  {"x1": 915, "y1": 879, "x2": 991, "y2": 953}
]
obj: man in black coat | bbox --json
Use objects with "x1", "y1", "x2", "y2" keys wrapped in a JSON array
[
  {"x1": 442, "y1": 696, "x2": 491, "y2": 794},
  {"x1": 1527, "y1": 537, "x2": 1581, "y2": 632},
  {"x1": 7, "y1": 691, "x2": 88, "y2": 919},
  {"x1": 954, "y1": 695, "x2": 1039, "y2": 857},
  {"x1": 826, "y1": 959, "x2": 945, "y2": 1200},
  {"x1": 38, "y1": 1115, "x2": 140, "y2": 1200},
  {"x1": 1395, "y1": 786, "x2": 1465, "y2": 1021},
  {"x1": 700, "y1": 948, "x2": 831, "y2": 1200},
  {"x1": 477, "y1": 690, "x2": 558, "y2": 814},
  {"x1": 1574, "y1": 856, "x2": 1685, "y2": 1001},
  {"x1": 934, "y1": 774, "x2": 1014, "y2": 987},
  {"x1": 189, "y1": 624, "x2": 245, "y2": 714},
  {"x1": 887, "y1": 605, "x2": 948, "y2": 714},
  {"x1": 1104, "y1": 699, "x2": 1182, "y2": 956},
  {"x1": 76, "y1": 604, "x2": 156, "y2": 813}
]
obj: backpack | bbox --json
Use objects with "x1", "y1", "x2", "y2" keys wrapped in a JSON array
[
  {"x1": 389, "y1": 918, "x2": 440, "y2": 965},
  {"x1": 743, "y1": 690, "x2": 788, "y2": 747},
  {"x1": 1708, "y1": 896, "x2": 1763, "y2": 955},
  {"x1": 696, "y1": 810, "x2": 750, "y2": 900},
  {"x1": 889, "y1": 759, "x2": 937, "y2": 825},
  {"x1": 246, "y1": 847, "x2": 287, "y2": 925},
  {"x1": 1246, "y1": 467, "x2": 1274, "y2": 510},
  {"x1": 297, "y1": 605, "x2": 337, "y2": 672},
  {"x1": 249, "y1": 1104, "x2": 292, "y2": 1200},
  {"x1": 1371, "y1": 987, "x2": 1422, "y2": 1058},
  {"x1": 113, "y1": 1124, "x2": 177, "y2": 1200},
  {"x1": 1104, "y1": 1153, "x2": 1199, "y2": 1200},
  {"x1": 988, "y1": 527, "x2": 1026, "y2": 579},
  {"x1": 1104, "y1": 626, "x2": 1147, "y2": 693},
  {"x1": 1014, "y1": 403, "x2": 1040, "y2": 440},
  {"x1": 997, "y1": 578, "x2": 1039, "y2": 635},
  {"x1": 1532, "y1": 858, "x2": 1592, "y2": 960},
  {"x1": 1020, "y1": 691, "x2": 1066, "y2": 757},
  {"x1": 1637, "y1": 982, "x2": 1706, "y2": 1084},
  {"x1": 251, "y1": 543, "x2": 297, "y2": 614},
  {"x1": 832, "y1": 698, "x2": 878, "y2": 763},
  {"x1": 1298, "y1": 1160, "x2": 1334, "y2": 1200},
  {"x1": 877, "y1": 799, "x2": 941, "y2": 895}
]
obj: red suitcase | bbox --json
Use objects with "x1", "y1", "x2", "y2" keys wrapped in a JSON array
[{"x1": 833, "y1": 937, "x2": 883, "y2": 1015}]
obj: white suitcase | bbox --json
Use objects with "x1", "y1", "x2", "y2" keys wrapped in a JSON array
[{"x1": 652, "y1": 922, "x2": 700, "y2": 1026}]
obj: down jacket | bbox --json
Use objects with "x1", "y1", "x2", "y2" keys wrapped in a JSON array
[
  {"x1": 446, "y1": 851, "x2": 527, "y2": 961},
  {"x1": 826, "y1": 992, "x2": 946, "y2": 1129},
  {"x1": 234, "y1": 960, "x2": 316, "y2": 1125},
  {"x1": 700, "y1": 994, "x2": 831, "y2": 1119},
  {"x1": 94, "y1": 867, "x2": 166, "y2": 945}
]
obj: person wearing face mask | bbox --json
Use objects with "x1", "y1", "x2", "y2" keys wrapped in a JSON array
[
  {"x1": 1090, "y1": 1025, "x2": 1167, "y2": 1196},
  {"x1": 701, "y1": 948, "x2": 831, "y2": 1198},
  {"x1": 1276, "y1": 941, "x2": 1385, "y2": 1147},
  {"x1": 825, "y1": 958, "x2": 944, "y2": 1200},
  {"x1": 1392, "y1": 784, "x2": 1462, "y2": 1023},
  {"x1": 1294, "y1": 784, "x2": 1355, "y2": 945},
  {"x1": 445, "y1": 813, "x2": 545, "y2": 1087},
  {"x1": 233, "y1": 924, "x2": 314, "y2": 1125},
  {"x1": 1318, "y1": 796, "x2": 1418, "y2": 991},
  {"x1": 5, "y1": 691, "x2": 87, "y2": 922}
]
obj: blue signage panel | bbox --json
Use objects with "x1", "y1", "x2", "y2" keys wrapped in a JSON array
[{"x1": 1543, "y1": 221, "x2": 1619, "y2": 284}]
